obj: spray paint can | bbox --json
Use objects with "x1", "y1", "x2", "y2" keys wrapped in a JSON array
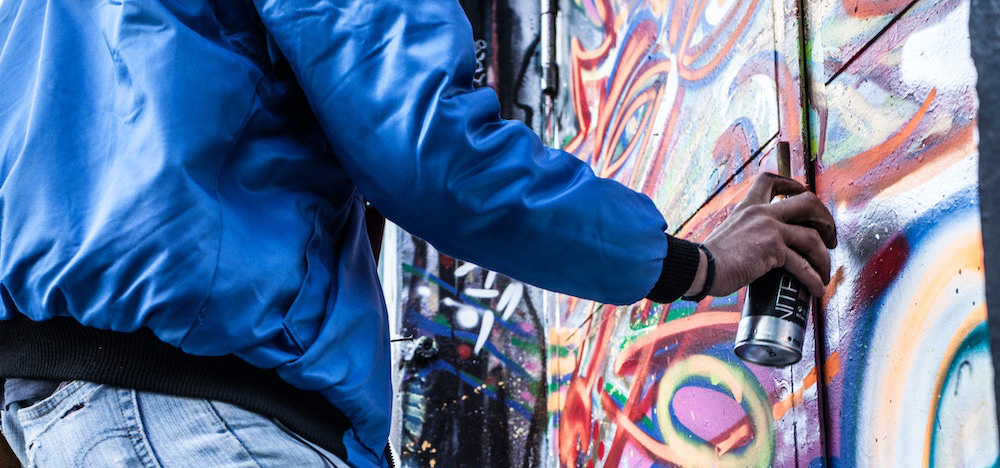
[
  {"x1": 733, "y1": 142, "x2": 811, "y2": 367},
  {"x1": 734, "y1": 268, "x2": 810, "y2": 366}
]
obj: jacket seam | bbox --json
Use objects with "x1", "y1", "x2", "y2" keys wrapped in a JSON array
[{"x1": 178, "y1": 75, "x2": 268, "y2": 348}]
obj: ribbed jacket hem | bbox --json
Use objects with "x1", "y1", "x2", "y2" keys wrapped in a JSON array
[{"x1": 0, "y1": 315, "x2": 350, "y2": 459}]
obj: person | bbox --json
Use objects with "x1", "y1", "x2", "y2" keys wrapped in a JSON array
[{"x1": 0, "y1": 0, "x2": 836, "y2": 467}]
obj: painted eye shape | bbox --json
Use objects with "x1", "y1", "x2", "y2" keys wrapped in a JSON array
[
  {"x1": 651, "y1": 354, "x2": 775, "y2": 466},
  {"x1": 599, "y1": 80, "x2": 662, "y2": 180}
]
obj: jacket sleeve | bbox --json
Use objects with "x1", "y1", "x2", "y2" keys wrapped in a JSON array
[{"x1": 253, "y1": 0, "x2": 684, "y2": 305}]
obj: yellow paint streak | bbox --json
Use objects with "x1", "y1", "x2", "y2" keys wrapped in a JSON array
[
  {"x1": 921, "y1": 303, "x2": 987, "y2": 468},
  {"x1": 873, "y1": 231, "x2": 983, "y2": 465},
  {"x1": 547, "y1": 389, "x2": 566, "y2": 413},
  {"x1": 654, "y1": 355, "x2": 774, "y2": 467},
  {"x1": 548, "y1": 327, "x2": 583, "y2": 347},
  {"x1": 548, "y1": 356, "x2": 579, "y2": 376}
]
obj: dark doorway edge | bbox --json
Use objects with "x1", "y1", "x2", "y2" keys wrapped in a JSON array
[{"x1": 971, "y1": 0, "x2": 1000, "y2": 451}]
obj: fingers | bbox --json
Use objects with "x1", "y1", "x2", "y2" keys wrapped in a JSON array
[
  {"x1": 780, "y1": 247, "x2": 827, "y2": 297},
  {"x1": 769, "y1": 192, "x2": 838, "y2": 248},
  {"x1": 739, "y1": 173, "x2": 807, "y2": 207},
  {"x1": 781, "y1": 223, "x2": 832, "y2": 284},
  {"x1": 707, "y1": 173, "x2": 838, "y2": 298}
]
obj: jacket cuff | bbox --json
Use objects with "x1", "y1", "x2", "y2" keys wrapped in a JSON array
[{"x1": 645, "y1": 235, "x2": 700, "y2": 303}]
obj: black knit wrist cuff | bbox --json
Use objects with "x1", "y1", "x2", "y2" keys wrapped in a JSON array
[{"x1": 645, "y1": 235, "x2": 701, "y2": 303}]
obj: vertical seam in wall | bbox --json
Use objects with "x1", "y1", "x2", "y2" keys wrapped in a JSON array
[
  {"x1": 771, "y1": 0, "x2": 784, "y2": 138},
  {"x1": 794, "y1": 0, "x2": 832, "y2": 465}
]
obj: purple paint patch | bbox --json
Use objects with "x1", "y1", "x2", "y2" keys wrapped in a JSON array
[{"x1": 670, "y1": 386, "x2": 748, "y2": 442}]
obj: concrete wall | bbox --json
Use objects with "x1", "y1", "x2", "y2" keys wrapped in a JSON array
[
  {"x1": 545, "y1": 0, "x2": 996, "y2": 466},
  {"x1": 387, "y1": 0, "x2": 997, "y2": 466},
  {"x1": 545, "y1": 1, "x2": 821, "y2": 466}
]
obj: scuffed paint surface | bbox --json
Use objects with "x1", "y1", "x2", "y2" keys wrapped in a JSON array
[
  {"x1": 544, "y1": 0, "x2": 826, "y2": 467},
  {"x1": 807, "y1": 0, "x2": 998, "y2": 465},
  {"x1": 395, "y1": 236, "x2": 549, "y2": 468},
  {"x1": 386, "y1": 0, "x2": 998, "y2": 466}
]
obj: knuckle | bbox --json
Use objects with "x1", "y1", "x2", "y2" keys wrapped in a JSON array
[
  {"x1": 802, "y1": 191, "x2": 820, "y2": 203},
  {"x1": 807, "y1": 228, "x2": 823, "y2": 245},
  {"x1": 744, "y1": 204, "x2": 767, "y2": 217},
  {"x1": 768, "y1": 254, "x2": 782, "y2": 271},
  {"x1": 753, "y1": 175, "x2": 774, "y2": 188},
  {"x1": 761, "y1": 231, "x2": 781, "y2": 250}
]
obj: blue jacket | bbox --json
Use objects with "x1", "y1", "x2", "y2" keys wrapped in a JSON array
[{"x1": 0, "y1": 0, "x2": 671, "y2": 463}]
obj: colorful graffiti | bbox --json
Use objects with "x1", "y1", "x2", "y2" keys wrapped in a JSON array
[
  {"x1": 545, "y1": 0, "x2": 828, "y2": 466},
  {"x1": 394, "y1": 236, "x2": 549, "y2": 468},
  {"x1": 549, "y1": 0, "x2": 782, "y2": 230},
  {"x1": 545, "y1": 0, "x2": 996, "y2": 466},
  {"x1": 388, "y1": 1, "x2": 551, "y2": 467},
  {"x1": 803, "y1": 0, "x2": 997, "y2": 465},
  {"x1": 547, "y1": 152, "x2": 830, "y2": 468},
  {"x1": 386, "y1": 0, "x2": 997, "y2": 466}
]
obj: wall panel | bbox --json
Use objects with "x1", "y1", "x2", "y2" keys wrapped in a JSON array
[{"x1": 806, "y1": 0, "x2": 997, "y2": 465}]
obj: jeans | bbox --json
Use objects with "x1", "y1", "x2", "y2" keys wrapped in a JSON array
[{"x1": 0, "y1": 381, "x2": 358, "y2": 467}]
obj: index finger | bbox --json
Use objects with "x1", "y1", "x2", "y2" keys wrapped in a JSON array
[{"x1": 739, "y1": 173, "x2": 808, "y2": 207}]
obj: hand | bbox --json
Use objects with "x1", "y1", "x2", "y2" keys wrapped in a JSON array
[{"x1": 700, "y1": 173, "x2": 837, "y2": 297}]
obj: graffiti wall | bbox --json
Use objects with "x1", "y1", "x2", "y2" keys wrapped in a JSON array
[
  {"x1": 544, "y1": 0, "x2": 828, "y2": 466},
  {"x1": 393, "y1": 236, "x2": 549, "y2": 468},
  {"x1": 544, "y1": 0, "x2": 998, "y2": 466},
  {"x1": 803, "y1": 0, "x2": 997, "y2": 465},
  {"x1": 386, "y1": 0, "x2": 997, "y2": 466}
]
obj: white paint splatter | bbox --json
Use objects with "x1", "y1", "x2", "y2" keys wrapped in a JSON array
[
  {"x1": 900, "y1": 2, "x2": 975, "y2": 91},
  {"x1": 455, "y1": 262, "x2": 478, "y2": 277},
  {"x1": 474, "y1": 310, "x2": 495, "y2": 354},
  {"x1": 497, "y1": 282, "x2": 525, "y2": 320},
  {"x1": 464, "y1": 288, "x2": 500, "y2": 299},
  {"x1": 704, "y1": 0, "x2": 738, "y2": 26},
  {"x1": 455, "y1": 306, "x2": 480, "y2": 329}
]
